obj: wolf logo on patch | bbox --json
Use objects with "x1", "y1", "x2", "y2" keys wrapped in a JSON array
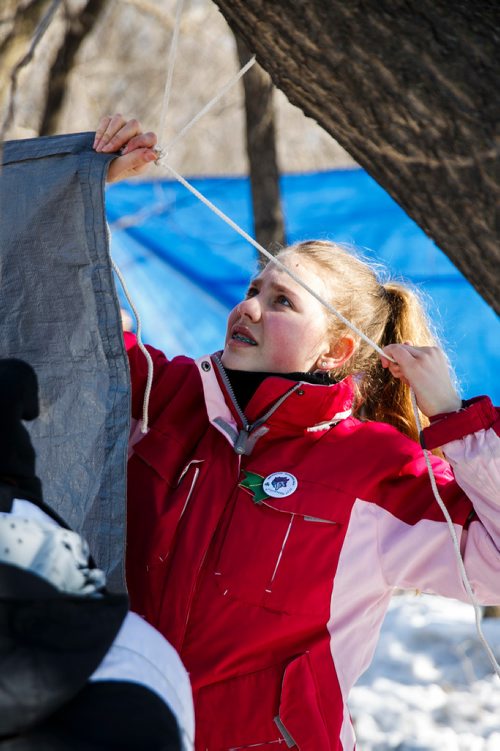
[{"x1": 262, "y1": 472, "x2": 298, "y2": 498}]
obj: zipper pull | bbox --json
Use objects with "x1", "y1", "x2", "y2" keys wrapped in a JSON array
[{"x1": 234, "y1": 428, "x2": 250, "y2": 455}]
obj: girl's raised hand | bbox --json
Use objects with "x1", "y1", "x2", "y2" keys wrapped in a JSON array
[
  {"x1": 380, "y1": 344, "x2": 461, "y2": 417},
  {"x1": 93, "y1": 114, "x2": 158, "y2": 183}
]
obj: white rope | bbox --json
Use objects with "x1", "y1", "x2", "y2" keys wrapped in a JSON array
[
  {"x1": 113, "y1": 0, "x2": 185, "y2": 433},
  {"x1": 157, "y1": 0, "x2": 185, "y2": 143},
  {"x1": 410, "y1": 390, "x2": 500, "y2": 677},
  {"x1": 114, "y1": 4, "x2": 255, "y2": 435},
  {"x1": 159, "y1": 56, "x2": 256, "y2": 157},
  {"x1": 112, "y1": 259, "x2": 153, "y2": 434},
  {"x1": 161, "y1": 163, "x2": 395, "y2": 362},
  {"x1": 109, "y1": 195, "x2": 169, "y2": 231}
]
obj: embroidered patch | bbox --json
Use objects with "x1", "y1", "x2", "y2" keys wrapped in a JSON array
[
  {"x1": 239, "y1": 471, "x2": 269, "y2": 505},
  {"x1": 263, "y1": 472, "x2": 298, "y2": 498}
]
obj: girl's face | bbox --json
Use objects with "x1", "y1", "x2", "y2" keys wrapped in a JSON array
[{"x1": 221, "y1": 254, "x2": 335, "y2": 373}]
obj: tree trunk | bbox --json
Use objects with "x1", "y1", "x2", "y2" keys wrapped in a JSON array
[
  {"x1": 235, "y1": 34, "x2": 285, "y2": 256},
  {"x1": 39, "y1": 0, "x2": 108, "y2": 135},
  {"x1": 213, "y1": 0, "x2": 500, "y2": 313}
]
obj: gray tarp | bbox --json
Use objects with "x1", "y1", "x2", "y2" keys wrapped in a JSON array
[{"x1": 0, "y1": 132, "x2": 130, "y2": 591}]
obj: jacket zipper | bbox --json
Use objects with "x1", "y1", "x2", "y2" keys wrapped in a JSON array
[
  {"x1": 212, "y1": 353, "x2": 249, "y2": 430},
  {"x1": 212, "y1": 354, "x2": 302, "y2": 454}
]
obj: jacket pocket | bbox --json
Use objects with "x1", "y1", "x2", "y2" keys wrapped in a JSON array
[
  {"x1": 276, "y1": 652, "x2": 331, "y2": 751},
  {"x1": 130, "y1": 425, "x2": 190, "y2": 484},
  {"x1": 213, "y1": 480, "x2": 350, "y2": 617},
  {"x1": 127, "y1": 451, "x2": 203, "y2": 625}
]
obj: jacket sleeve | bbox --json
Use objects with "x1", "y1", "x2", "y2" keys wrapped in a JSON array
[
  {"x1": 375, "y1": 397, "x2": 500, "y2": 604},
  {"x1": 124, "y1": 331, "x2": 170, "y2": 423}
]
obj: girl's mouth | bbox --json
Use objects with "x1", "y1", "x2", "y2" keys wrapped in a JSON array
[{"x1": 231, "y1": 332, "x2": 257, "y2": 345}]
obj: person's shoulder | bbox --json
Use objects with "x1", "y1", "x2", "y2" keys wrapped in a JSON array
[
  {"x1": 125, "y1": 332, "x2": 196, "y2": 372},
  {"x1": 333, "y1": 417, "x2": 460, "y2": 521},
  {"x1": 315, "y1": 416, "x2": 433, "y2": 497},
  {"x1": 335, "y1": 414, "x2": 422, "y2": 460},
  {"x1": 151, "y1": 352, "x2": 201, "y2": 389},
  {"x1": 168, "y1": 353, "x2": 197, "y2": 368}
]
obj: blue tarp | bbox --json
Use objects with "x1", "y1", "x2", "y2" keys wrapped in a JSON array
[{"x1": 106, "y1": 168, "x2": 499, "y2": 402}]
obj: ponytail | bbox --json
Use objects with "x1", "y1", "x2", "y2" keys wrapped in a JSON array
[{"x1": 360, "y1": 283, "x2": 438, "y2": 442}]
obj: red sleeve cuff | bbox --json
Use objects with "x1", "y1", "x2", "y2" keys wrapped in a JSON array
[
  {"x1": 124, "y1": 330, "x2": 137, "y2": 351},
  {"x1": 422, "y1": 396, "x2": 499, "y2": 450}
]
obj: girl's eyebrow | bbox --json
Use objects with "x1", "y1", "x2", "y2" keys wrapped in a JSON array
[
  {"x1": 273, "y1": 282, "x2": 297, "y2": 299},
  {"x1": 249, "y1": 277, "x2": 300, "y2": 301}
]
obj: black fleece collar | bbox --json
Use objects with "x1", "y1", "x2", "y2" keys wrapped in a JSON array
[{"x1": 223, "y1": 367, "x2": 335, "y2": 411}]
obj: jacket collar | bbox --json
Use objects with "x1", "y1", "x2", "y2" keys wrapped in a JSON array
[
  {"x1": 210, "y1": 353, "x2": 354, "y2": 435},
  {"x1": 243, "y1": 372, "x2": 355, "y2": 434}
]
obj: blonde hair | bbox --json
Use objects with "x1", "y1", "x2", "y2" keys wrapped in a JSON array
[{"x1": 276, "y1": 240, "x2": 443, "y2": 442}]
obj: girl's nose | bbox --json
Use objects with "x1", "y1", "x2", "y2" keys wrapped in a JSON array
[{"x1": 237, "y1": 296, "x2": 261, "y2": 322}]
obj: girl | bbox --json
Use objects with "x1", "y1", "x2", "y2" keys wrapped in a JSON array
[{"x1": 96, "y1": 116, "x2": 500, "y2": 751}]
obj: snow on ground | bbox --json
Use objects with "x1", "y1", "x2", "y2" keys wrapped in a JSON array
[{"x1": 349, "y1": 593, "x2": 500, "y2": 750}]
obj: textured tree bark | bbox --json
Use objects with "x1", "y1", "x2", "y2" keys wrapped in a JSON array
[
  {"x1": 39, "y1": 0, "x2": 108, "y2": 135},
  {"x1": 235, "y1": 35, "x2": 286, "y2": 256},
  {"x1": 0, "y1": 0, "x2": 56, "y2": 138},
  {"x1": 0, "y1": 0, "x2": 47, "y2": 64},
  {"x1": 213, "y1": 0, "x2": 500, "y2": 313}
]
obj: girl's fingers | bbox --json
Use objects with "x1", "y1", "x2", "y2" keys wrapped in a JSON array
[
  {"x1": 121, "y1": 131, "x2": 158, "y2": 156},
  {"x1": 94, "y1": 114, "x2": 130, "y2": 152},
  {"x1": 94, "y1": 113, "x2": 127, "y2": 150},
  {"x1": 380, "y1": 344, "x2": 461, "y2": 416},
  {"x1": 381, "y1": 343, "x2": 430, "y2": 371},
  {"x1": 380, "y1": 344, "x2": 427, "y2": 385},
  {"x1": 380, "y1": 342, "x2": 412, "y2": 369},
  {"x1": 106, "y1": 148, "x2": 158, "y2": 184},
  {"x1": 381, "y1": 344, "x2": 415, "y2": 371},
  {"x1": 94, "y1": 114, "x2": 159, "y2": 182},
  {"x1": 93, "y1": 116, "x2": 158, "y2": 165},
  {"x1": 93, "y1": 115, "x2": 111, "y2": 150},
  {"x1": 100, "y1": 117, "x2": 143, "y2": 153}
]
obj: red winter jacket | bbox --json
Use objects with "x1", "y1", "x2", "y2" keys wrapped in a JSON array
[{"x1": 125, "y1": 333, "x2": 500, "y2": 751}]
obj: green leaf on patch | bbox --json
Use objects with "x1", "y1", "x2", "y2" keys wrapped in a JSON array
[{"x1": 239, "y1": 470, "x2": 269, "y2": 504}]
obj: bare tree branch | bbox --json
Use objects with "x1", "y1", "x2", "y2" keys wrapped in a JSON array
[
  {"x1": 0, "y1": 0, "x2": 62, "y2": 141},
  {"x1": 0, "y1": 1, "x2": 47, "y2": 56}
]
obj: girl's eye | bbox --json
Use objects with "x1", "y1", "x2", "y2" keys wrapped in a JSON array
[
  {"x1": 245, "y1": 286, "x2": 258, "y2": 299},
  {"x1": 276, "y1": 295, "x2": 292, "y2": 307}
]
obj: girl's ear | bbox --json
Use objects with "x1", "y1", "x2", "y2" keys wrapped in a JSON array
[{"x1": 317, "y1": 336, "x2": 356, "y2": 371}]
